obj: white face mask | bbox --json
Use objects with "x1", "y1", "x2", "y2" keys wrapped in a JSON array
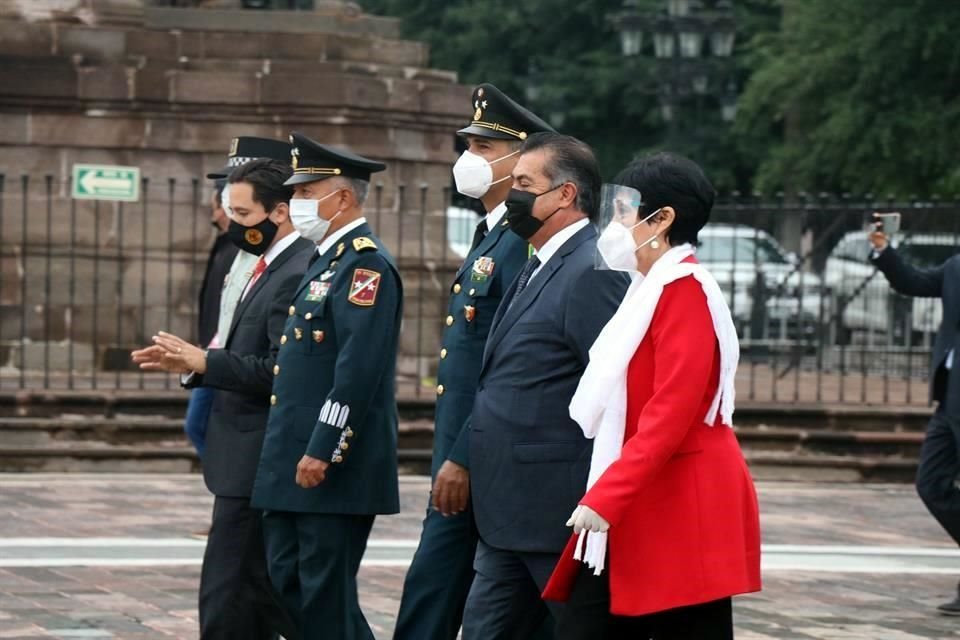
[
  {"x1": 452, "y1": 149, "x2": 519, "y2": 199},
  {"x1": 289, "y1": 190, "x2": 341, "y2": 243},
  {"x1": 596, "y1": 208, "x2": 662, "y2": 272}
]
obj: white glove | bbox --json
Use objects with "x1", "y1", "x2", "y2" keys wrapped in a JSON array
[{"x1": 566, "y1": 505, "x2": 610, "y2": 534}]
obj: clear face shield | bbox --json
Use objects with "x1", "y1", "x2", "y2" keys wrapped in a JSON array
[{"x1": 595, "y1": 184, "x2": 645, "y2": 272}]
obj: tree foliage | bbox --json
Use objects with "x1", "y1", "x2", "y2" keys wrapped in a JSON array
[
  {"x1": 360, "y1": 0, "x2": 959, "y2": 195},
  {"x1": 736, "y1": 0, "x2": 960, "y2": 196}
]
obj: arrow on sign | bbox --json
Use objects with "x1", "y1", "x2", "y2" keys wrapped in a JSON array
[{"x1": 80, "y1": 172, "x2": 134, "y2": 194}]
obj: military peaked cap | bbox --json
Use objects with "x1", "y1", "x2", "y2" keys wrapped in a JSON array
[
  {"x1": 457, "y1": 83, "x2": 556, "y2": 141},
  {"x1": 207, "y1": 137, "x2": 293, "y2": 179}
]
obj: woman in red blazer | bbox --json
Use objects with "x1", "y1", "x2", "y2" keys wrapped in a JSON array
[{"x1": 543, "y1": 153, "x2": 761, "y2": 639}]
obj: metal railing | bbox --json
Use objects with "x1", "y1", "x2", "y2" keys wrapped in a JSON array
[{"x1": 0, "y1": 174, "x2": 956, "y2": 407}]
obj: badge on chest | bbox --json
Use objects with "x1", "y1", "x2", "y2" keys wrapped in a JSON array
[
  {"x1": 471, "y1": 256, "x2": 495, "y2": 283},
  {"x1": 305, "y1": 280, "x2": 331, "y2": 302}
]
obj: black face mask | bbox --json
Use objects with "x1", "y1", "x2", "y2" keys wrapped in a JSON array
[
  {"x1": 227, "y1": 216, "x2": 278, "y2": 256},
  {"x1": 505, "y1": 185, "x2": 562, "y2": 240}
]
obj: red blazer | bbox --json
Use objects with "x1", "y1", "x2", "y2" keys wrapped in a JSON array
[{"x1": 543, "y1": 269, "x2": 762, "y2": 616}]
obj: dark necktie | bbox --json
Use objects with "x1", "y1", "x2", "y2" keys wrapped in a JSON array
[
  {"x1": 308, "y1": 249, "x2": 321, "y2": 267},
  {"x1": 469, "y1": 220, "x2": 487, "y2": 253},
  {"x1": 507, "y1": 255, "x2": 541, "y2": 310}
]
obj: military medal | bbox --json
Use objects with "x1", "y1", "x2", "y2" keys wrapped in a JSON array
[
  {"x1": 312, "y1": 330, "x2": 325, "y2": 343},
  {"x1": 336, "y1": 242, "x2": 345, "y2": 258},
  {"x1": 294, "y1": 328, "x2": 303, "y2": 341},
  {"x1": 464, "y1": 305, "x2": 476, "y2": 322},
  {"x1": 319, "y1": 269, "x2": 335, "y2": 281},
  {"x1": 305, "y1": 280, "x2": 331, "y2": 302},
  {"x1": 471, "y1": 256, "x2": 495, "y2": 283}
]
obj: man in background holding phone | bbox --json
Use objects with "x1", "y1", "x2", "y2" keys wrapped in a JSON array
[{"x1": 870, "y1": 214, "x2": 960, "y2": 615}]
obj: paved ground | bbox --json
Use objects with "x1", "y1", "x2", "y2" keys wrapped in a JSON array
[{"x1": 0, "y1": 474, "x2": 959, "y2": 639}]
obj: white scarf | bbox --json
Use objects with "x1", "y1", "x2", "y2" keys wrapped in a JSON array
[{"x1": 569, "y1": 243, "x2": 740, "y2": 574}]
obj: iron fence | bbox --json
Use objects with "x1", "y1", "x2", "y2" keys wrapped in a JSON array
[{"x1": 0, "y1": 174, "x2": 956, "y2": 407}]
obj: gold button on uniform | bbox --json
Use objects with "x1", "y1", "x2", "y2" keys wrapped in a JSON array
[
  {"x1": 469, "y1": 288, "x2": 476, "y2": 296},
  {"x1": 288, "y1": 306, "x2": 296, "y2": 316},
  {"x1": 270, "y1": 394, "x2": 277, "y2": 405},
  {"x1": 305, "y1": 312, "x2": 313, "y2": 320},
  {"x1": 280, "y1": 335, "x2": 287, "y2": 345},
  {"x1": 453, "y1": 284, "x2": 461, "y2": 294},
  {"x1": 273, "y1": 365, "x2": 280, "y2": 375},
  {"x1": 437, "y1": 384, "x2": 445, "y2": 396},
  {"x1": 440, "y1": 348, "x2": 447, "y2": 359},
  {"x1": 345, "y1": 428, "x2": 354, "y2": 438},
  {"x1": 341, "y1": 442, "x2": 349, "y2": 450},
  {"x1": 445, "y1": 315, "x2": 454, "y2": 326},
  {"x1": 333, "y1": 455, "x2": 343, "y2": 464}
]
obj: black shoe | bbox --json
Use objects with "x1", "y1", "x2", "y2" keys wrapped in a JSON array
[{"x1": 938, "y1": 593, "x2": 960, "y2": 616}]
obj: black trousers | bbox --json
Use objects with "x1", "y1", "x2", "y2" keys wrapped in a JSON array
[
  {"x1": 262, "y1": 510, "x2": 375, "y2": 640},
  {"x1": 461, "y1": 540, "x2": 604, "y2": 640},
  {"x1": 199, "y1": 496, "x2": 298, "y2": 640},
  {"x1": 916, "y1": 367, "x2": 960, "y2": 549},
  {"x1": 558, "y1": 563, "x2": 733, "y2": 639}
]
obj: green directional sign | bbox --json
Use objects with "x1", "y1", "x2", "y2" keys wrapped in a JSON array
[{"x1": 71, "y1": 164, "x2": 140, "y2": 202}]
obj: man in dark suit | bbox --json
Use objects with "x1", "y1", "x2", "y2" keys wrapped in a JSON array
[
  {"x1": 394, "y1": 83, "x2": 555, "y2": 640},
  {"x1": 133, "y1": 158, "x2": 311, "y2": 640},
  {"x1": 184, "y1": 136, "x2": 296, "y2": 457},
  {"x1": 455, "y1": 132, "x2": 630, "y2": 639},
  {"x1": 249, "y1": 133, "x2": 403, "y2": 640},
  {"x1": 870, "y1": 225, "x2": 960, "y2": 614}
]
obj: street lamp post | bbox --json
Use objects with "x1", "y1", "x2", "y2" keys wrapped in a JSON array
[{"x1": 613, "y1": 0, "x2": 738, "y2": 147}]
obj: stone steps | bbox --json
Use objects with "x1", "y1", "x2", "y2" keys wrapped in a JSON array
[
  {"x1": 0, "y1": 390, "x2": 931, "y2": 478},
  {"x1": 0, "y1": 416, "x2": 924, "y2": 480}
]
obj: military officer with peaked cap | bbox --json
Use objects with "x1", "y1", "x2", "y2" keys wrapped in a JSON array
[
  {"x1": 394, "y1": 84, "x2": 555, "y2": 640},
  {"x1": 250, "y1": 132, "x2": 403, "y2": 640}
]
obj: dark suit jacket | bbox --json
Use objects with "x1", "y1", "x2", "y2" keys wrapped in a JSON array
[
  {"x1": 186, "y1": 235, "x2": 313, "y2": 498},
  {"x1": 872, "y1": 247, "x2": 960, "y2": 404},
  {"x1": 197, "y1": 233, "x2": 239, "y2": 347},
  {"x1": 456, "y1": 223, "x2": 629, "y2": 554}
]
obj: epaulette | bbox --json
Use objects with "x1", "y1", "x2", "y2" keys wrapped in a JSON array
[{"x1": 353, "y1": 237, "x2": 378, "y2": 253}]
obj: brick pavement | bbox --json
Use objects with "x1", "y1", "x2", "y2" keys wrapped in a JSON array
[{"x1": 0, "y1": 475, "x2": 958, "y2": 639}]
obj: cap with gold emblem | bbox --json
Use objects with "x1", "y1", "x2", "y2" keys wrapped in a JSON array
[
  {"x1": 457, "y1": 83, "x2": 556, "y2": 141},
  {"x1": 284, "y1": 132, "x2": 387, "y2": 186},
  {"x1": 206, "y1": 137, "x2": 293, "y2": 180}
]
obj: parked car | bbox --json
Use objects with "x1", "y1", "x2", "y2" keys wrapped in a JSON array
[
  {"x1": 696, "y1": 225, "x2": 826, "y2": 342},
  {"x1": 823, "y1": 231, "x2": 959, "y2": 344}
]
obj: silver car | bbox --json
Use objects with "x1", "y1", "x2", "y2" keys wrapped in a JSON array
[
  {"x1": 824, "y1": 231, "x2": 958, "y2": 345},
  {"x1": 697, "y1": 225, "x2": 826, "y2": 343}
]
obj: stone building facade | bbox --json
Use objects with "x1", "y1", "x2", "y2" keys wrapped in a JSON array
[{"x1": 0, "y1": 0, "x2": 469, "y2": 388}]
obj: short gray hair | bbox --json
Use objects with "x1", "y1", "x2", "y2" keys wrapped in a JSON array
[{"x1": 333, "y1": 177, "x2": 370, "y2": 206}]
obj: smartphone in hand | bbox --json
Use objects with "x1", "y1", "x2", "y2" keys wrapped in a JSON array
[{"x1": 872, "y1": 212, "x2": 902, "y2": 235}]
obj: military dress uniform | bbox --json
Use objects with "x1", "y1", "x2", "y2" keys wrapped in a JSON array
[
  {"x1": 394, "y1": 84, "x2": 555, "y2": 640},
  {"x1": 249, "y1": 134, "x2": 402, "y2": 640}
]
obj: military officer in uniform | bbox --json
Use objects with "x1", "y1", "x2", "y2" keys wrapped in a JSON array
[
  {"x1": 250, "y1": 132, "x2": 403, "y2": 640},
  {"x1": 394, "y1": 84, "x2": 556, "y2": 640}
]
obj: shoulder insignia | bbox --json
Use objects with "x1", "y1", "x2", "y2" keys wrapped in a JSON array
[
  {"x1": 348, "y1": 268, "x2": 382, "y2": 307},
  {"x1": 353, "y1": 237, "x2": 378, "y2": 253}
]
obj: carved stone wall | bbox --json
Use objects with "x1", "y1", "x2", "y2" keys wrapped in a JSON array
[{"x1": 0, "y1": 1, "x2": 469, "y2": 383}]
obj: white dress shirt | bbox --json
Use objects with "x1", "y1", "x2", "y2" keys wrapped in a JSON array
[
  {"x1": 240, "y1": 231, "x2": 301, "y2": 300},
  {"x1": 316, "y1": 217, "x2": 367, "y2": 258},
  {"x1": 486, "y1": 203, "x2": 507, "y2": 232},
  {"x1": 529, "y1": 218, "x2": 590, "y2": 283}
]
